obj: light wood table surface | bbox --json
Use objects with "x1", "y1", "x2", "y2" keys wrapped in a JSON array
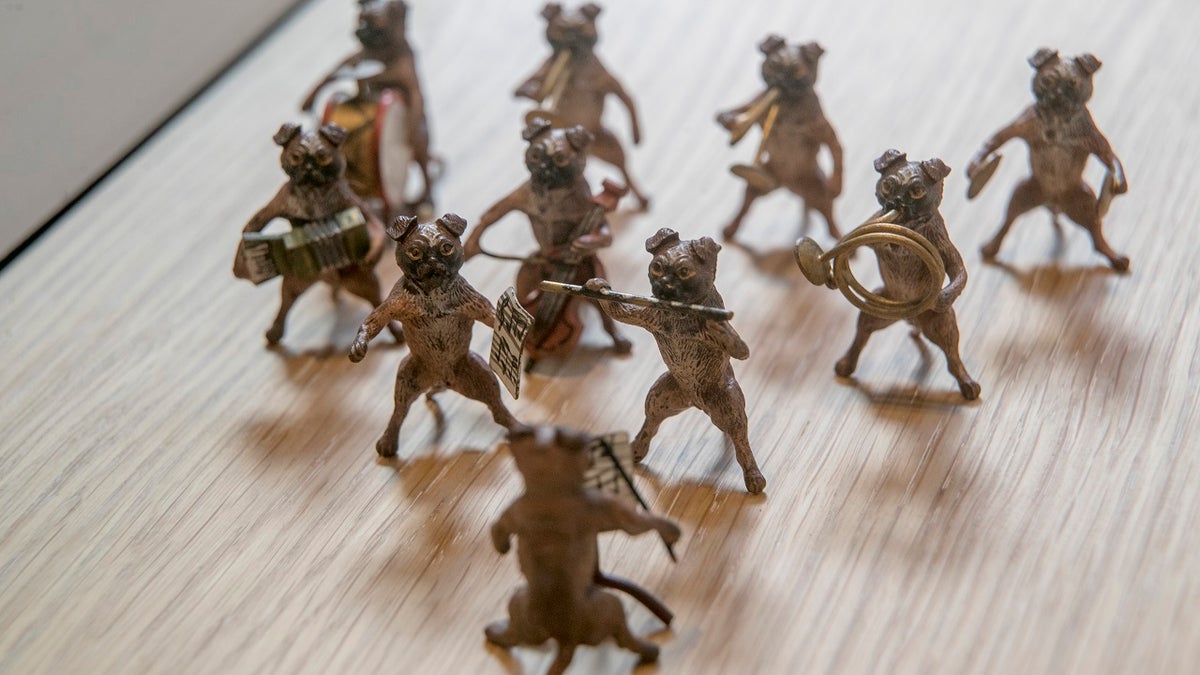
[{"x1": 2, "y1": 1, "x2": 1197, "y2": 673}]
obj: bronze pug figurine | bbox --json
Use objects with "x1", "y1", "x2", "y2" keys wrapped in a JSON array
[
  {"x1": 232, "y1": 122, "x2": 402, "y2": 347},
  {"x1": 487, "y1": 425, "x2": 680, "y2": 675},
  {"x1": 586, "y1": 230, "x2": 766, "y2": 494},
  {"x1": 302, "y1": 0, "x2": 434, "y2": 210},
  {"x1": 968, "y1": 49, "x2": 1129, "y2": 270},
  {"x1": 349, "y1": 213, "x2": 518, "y2": 457},
  {"x1": 829, "y1": 150, "x2": 980, "y2": 400},
  {"x1": 464, "y1": 118, "x2": 630, "y2": 364},
  {"x1": 717, "y1": 36, "x2": 843, "y2": 242},
  {"x1": 515, "y1": 3, "x2": 649, "y2": 209}
]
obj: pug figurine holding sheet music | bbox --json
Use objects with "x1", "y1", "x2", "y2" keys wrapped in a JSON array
[
  {"x1": 585, "y1": 229, "x2": 766, "y2": 494},
  {"x1": 232, "y1": 122, "x2": 402, "y2": 348},
  {"x1": 349, "y1": 213, "x2": 518, "y2": 457}
]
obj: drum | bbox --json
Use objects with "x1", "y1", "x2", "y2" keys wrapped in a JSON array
[{"x1": 323, "y1": 88, "x2": 411, "y2": 213}]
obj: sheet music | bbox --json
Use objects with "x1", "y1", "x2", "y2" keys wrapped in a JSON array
[
  {"x1": 489, "y1": 287, "x2": 533, "y2": 399},
  {"x1": 584, "y1": 432, "x2": 634, "y2": 500}
]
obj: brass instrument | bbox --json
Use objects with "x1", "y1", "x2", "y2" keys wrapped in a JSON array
[
  {"x1": 726, "y1": 87, "x2": 781, "y2": 192},
  {"x1": 793, "y1": 210, "x2": 946, "y2": 320},
  {"x1": 523, "y1": 51, "x2": 572, "y2": 128},
  {"x1": 966, "y1": 152, "x2": 1002, "y2": 199}
]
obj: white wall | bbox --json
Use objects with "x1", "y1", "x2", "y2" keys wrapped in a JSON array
[{"x1": 0, "y1": 0, "x2": 300, "y2": 258}]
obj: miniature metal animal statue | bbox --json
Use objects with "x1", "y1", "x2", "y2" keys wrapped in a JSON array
[
  {"x1": 232, "y1": 122, "x2": 403, "y2": 347},
  {"x1": 487, "y1": 425, "x2": 680, "y2": 675},
  {"x1": 717, "y1": 35, "x2": 843, "y2": 242},
  {"x1": 586, "y1": 230, "x2": 766, "y2": 494},
  {"x1": 967, "y1": 48, "x2": 1129, "y2": 270},
  {"x1": 515, "y1": 2, "x2": 649, "y2": 209},
  {"x1": 464, "y1": 117, "x2": 630, "y2": 365},
  {"x1": 302, "y1": 0, "x2": 434, "y2": 211},
  {"x1": 833, "y1": 150, "x2": 981, "y2": 400},
  {"x1": 349, "y1": 213, "x2": 518, "y2": 456}
]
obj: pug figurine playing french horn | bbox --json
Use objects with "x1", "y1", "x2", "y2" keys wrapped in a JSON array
[
  {"x1": 967, "y1": 48, "x2": 1129, "y2": 270},
  {"x1": 795, "y1": 150, "x2": 980, "y2": 400}
]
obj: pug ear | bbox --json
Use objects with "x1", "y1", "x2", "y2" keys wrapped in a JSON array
[
  {"x1": 273, "y1": 122, "x2": 301, "y2": 146},
  {"x1": 435, "y1": 213, "x2": 467, "y2": 238},
  {"x1": 1075, "y1": 53, "x2": 1102, "y2": 75},
  {"x1": 1028, "y1": 47, "x2": 1059, "y2": 70},
  {"x1": 645, "y1": 228, "x2": 681, "y2": 254},
  {"x1": 541, "y1": 3, "x2": 562, "y2": 20},
  {"x1": 873, "y1": 149, "x2": 907, "y2": 173},
  {"x1": 799, "y1": 41, "x2": 825, "y2": 64},
  {"x1": 579, "y1": 3, "x2": 602, "y2": 20},
  {"x1": 690, "y1": 236, "x2": 722, "y2": 265},
  {"x1": 920, "y1": 158, "x2": 952, "y2": 182},
  {"x1": 318, "y1": 124, "x2": 348, "y2": 147},
  {"x1": 522, "y1": 116, "x2": 554, "y2": 142},
  {"x1": 564, "y1": 125, "x2": 593, "y2": 151},
  {"x1": 386, "y1": 215, "x2": 419, "y2": 241},
  {"x1": 758, "y1": 34, "x2": 787, "y2": 55}
]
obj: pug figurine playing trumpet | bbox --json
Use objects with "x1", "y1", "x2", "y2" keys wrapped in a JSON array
[
  {"x1": 717, "y1": 36, "x2": 844, "y2": 243},
  {"x1": 515, "y1": 3, "x2": 649, "y2": 209},
  {"x1": 795, "y1": 150, "x2": 981, "y2": 400}
]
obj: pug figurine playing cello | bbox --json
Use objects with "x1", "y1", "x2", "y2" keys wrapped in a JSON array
[
  {"x1": 967, "y1": 49, "x2": 1129, "y2": 270},
  {"x1": 717, "y1": 36, "x2": 844, "y2": 243},
  {"x1": 515, "y1": 2, "x2": 649, "y2": 209},
  {"x1": 464, "y1": 117, "x2": 631, "y2": 369}
]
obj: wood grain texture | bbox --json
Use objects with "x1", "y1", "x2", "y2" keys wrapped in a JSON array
[{"x1": 1, "y1": 0, "x2": 1197, "y2": 673}]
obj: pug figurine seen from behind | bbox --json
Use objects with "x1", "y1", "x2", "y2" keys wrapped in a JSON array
[
  {"x1": 968, "y1": 49, "x2": 1129, "y2": 270},
  {"x1": 350, "y1": 213, "x2": 519, "y2": 457},
  {"x1": 487, "y1": 425, "x2": 679, "y2": 675}
]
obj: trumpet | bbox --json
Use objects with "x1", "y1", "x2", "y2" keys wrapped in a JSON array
[
  {"x1": 722, "y1": 88, "x2": 781, "y2": 192},
  {"x1": 722, "y1": 87, "x2": 780, "y2": 145},
  {"x1": 522, "y1": 51, "x2": 572, "y2": 127},
  {"x1": 794, "y1": 210, "x2": 946, "y2": 320}
]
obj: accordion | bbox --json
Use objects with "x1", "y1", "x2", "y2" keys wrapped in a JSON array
[{"x1": 240, "y1": 207, "x2": 370, "y2": 284}]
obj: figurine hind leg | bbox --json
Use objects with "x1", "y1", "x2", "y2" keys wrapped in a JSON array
[
  {"x1": 341, "y1": 270, "x2": 404, "y2": 343},
  {"x1": 591, "y1": 127, "x2": 649, "y2": 210},
  {"x1": 982, "y1": 178, "x2": 1043, "y2": 259},
  {"x1": 722, "y1": 183, "x2": 769, "y2": 240},
  {"x1": 632, "y1": 373, "x2": 690, "y2": 462},
  {"x1": 914, "y1": 309, "x2": 981, "y2": 400},
  {"x1": 266, "y1": 276, "x2": 318, "y2": 345},
  {"x1": 377, "y1": 357, "x2": 427, "y2": 457},
  {"x1": 590, "y1": 590, "x2": 660, "y2": 664},
  {"x1": 486, "y1": 587, "x2": 549, "y2": 648},
  {"x1": 1061, "y1": 183, "x2": 1129, "y2": 271},
  {"x1": 701, "y1": 381, "x2": 765, "y2": 494},
  {"x1": 835, "y1": 292, "x2": 898, "y2": 378},
  {"x1": 592, "y1": 299, "x2": 632, "y2": 354},
  {"x1": 450, "y1": 353, "x2": 519, "y2": 430}
]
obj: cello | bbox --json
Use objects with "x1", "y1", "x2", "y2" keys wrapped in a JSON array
[{"x1": 516, "y1": 179, "x2": 627, "y2": 366}]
